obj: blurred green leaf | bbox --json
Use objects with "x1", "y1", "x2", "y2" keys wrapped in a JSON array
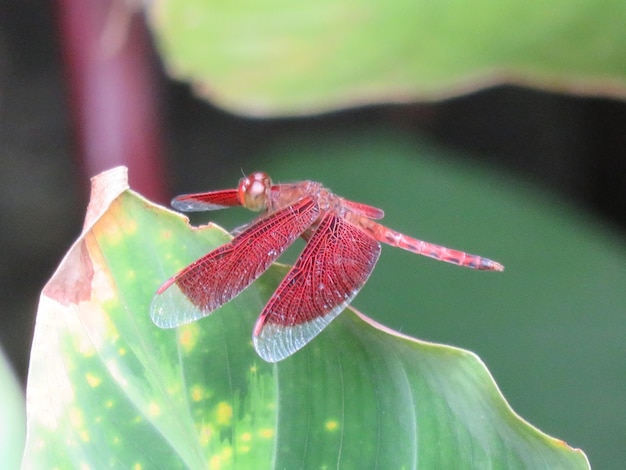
[
  {"x1": 22, "y1": 167, "x2": 588, "y2": 468},
  {"x1": 146, "y1": 0, "x2": 626, "y2": 115},
  {"x1": 1, "y1": 347, "x2": 25, "y2": 469}
]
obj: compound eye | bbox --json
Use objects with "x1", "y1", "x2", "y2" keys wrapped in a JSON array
[{"x1": 238, "y1": 172, "x2": 272, "y2": 211}]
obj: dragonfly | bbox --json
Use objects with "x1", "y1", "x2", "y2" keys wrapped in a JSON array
[{"x1": 150, "y1": 172, "x2": 503, "y2": 362}]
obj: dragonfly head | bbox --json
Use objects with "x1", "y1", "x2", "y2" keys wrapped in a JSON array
[{"x1": 238, "y1": 171, "x2": 272, "y2": 211}]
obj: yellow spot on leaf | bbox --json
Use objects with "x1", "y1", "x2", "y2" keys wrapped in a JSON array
[
  {"x1": 259, "y1": 428, "x2": 273, "y2": 439},
  {"x1": 209, "y1": 455, "x2": 221, "y2": 470},
  {"x1": 70, "y1": 408, "x2": 84, "y2": 428},
  {"x1": 190, "y1": 385, "x2": 204, "y2": 402},
  {"x1": 216, "y1": 402, "x2": 232, "y2": 425},
  {"x1": 208, "y1": 447, "x2": 233, "y2": 470},
  {"x1": 148, "y1": 402, "x2": 161, "y2": 417},
  {"x1": 123, "y1": 219, "x2": 138, "y2": 235},
  {"x1": 133, "y1": 463, "x2": 142, "y2": 470},
  {"x1": 81, "y1": 348, "x2": 95, "y2": 358},
  {"x1": 325, "y1": 420, "x2": 339, "y2": 431},
  {"x1": 97, "y1": 212, "x2": 124, "y2": 244},
  {"x1": 178, "y1": 324, "x2": 199, "y2": 353},
  {"x1": 105, "y1": 399, "x2": 114, "y2": 408},
  {"x1": 118, "y1": 347, "x2": 127, "y2": 356},
  {"x1": 79, "y1": 431, "x2": 90, "y2": 442},
  {"x1": 85, "y1": 373, "x2": 101, "y2": 388},
  {"x1": 240, "y1": 432, "x2": 252, "y2": 442}
]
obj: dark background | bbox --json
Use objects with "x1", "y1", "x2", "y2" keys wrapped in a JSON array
[{"x1": 1, "y1": 1, "x2": 625, "y2": 466}]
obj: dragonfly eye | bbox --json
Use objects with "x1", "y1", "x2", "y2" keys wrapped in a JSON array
[{"x1": 238, "y1": 172, "x2": 272, "y2": 211}]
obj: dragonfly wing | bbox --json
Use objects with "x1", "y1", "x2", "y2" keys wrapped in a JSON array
[
  {"x1": 253, "y1": 212, "x2": 382, "y2": 362},
  {"x1": 150, "y1": 197, "x2": 320, "y2": 328},
  {"x1": 171, "y1": 189, "x2": 241, "y2": 212}
]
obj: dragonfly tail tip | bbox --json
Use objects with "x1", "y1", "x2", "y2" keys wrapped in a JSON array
[{"x1": 479, "y1": 258, "x2": 504, "y2": 271}]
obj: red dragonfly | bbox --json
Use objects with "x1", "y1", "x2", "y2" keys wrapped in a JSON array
[{"x1": 150, "y1": 172, "x2": 503, "y2": 362}]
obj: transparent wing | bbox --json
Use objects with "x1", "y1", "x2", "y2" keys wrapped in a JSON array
[
  {"x1": 253, "y1": 212, "x2": 382, "y2": 362},
  {"x1": 150, "y1": 197, "x2": 319, "y2": 328},
  {"x1": 171, "y1": 189, "x2": 241, "y2": 212}
]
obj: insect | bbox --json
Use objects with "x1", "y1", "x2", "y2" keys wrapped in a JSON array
[{"x1": 150, "y1": 172, "x2": 503, "y2": 362}]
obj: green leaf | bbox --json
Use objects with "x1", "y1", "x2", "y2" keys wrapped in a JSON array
[
  {"x1": 146, "y1": 0, "x2": 626, "y2": 115},
  {"x1": 254, "y1": 131, "x2": 626, "y2": 469},
  {"x1": 22, "y1": 167, "x2": 588, "y2": 468},
  {"x1": 0, "y1": 347, "x2": 25, "y2": 469}
]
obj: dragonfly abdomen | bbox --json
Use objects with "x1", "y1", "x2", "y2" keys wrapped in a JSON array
[{"x1": 361, "y1": 218, "x2": 503, "y2": 271}]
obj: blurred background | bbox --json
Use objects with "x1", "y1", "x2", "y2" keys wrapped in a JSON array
[{"x1": 1, "y1": 1, "x2": 625, "y2": 468}]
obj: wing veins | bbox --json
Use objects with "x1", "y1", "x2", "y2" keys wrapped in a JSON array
[
  {"x1": 253, "y1": 212, "x2": 382, "y2": 361},
  {"x1": 159, "y1": 197, "x2": 319, "y2": 319},
  {"x1": 172, "y1": 189, "x2": 241, "y2": 212}
]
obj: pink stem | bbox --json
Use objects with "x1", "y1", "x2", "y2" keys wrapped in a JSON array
[{"x1": 56, "y1": 0, "x2": 168, "y2": 201}]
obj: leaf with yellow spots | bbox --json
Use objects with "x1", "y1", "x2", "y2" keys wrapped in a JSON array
[{"x1": 22, "y1": 167, "x2": 589, "y2": 469}]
